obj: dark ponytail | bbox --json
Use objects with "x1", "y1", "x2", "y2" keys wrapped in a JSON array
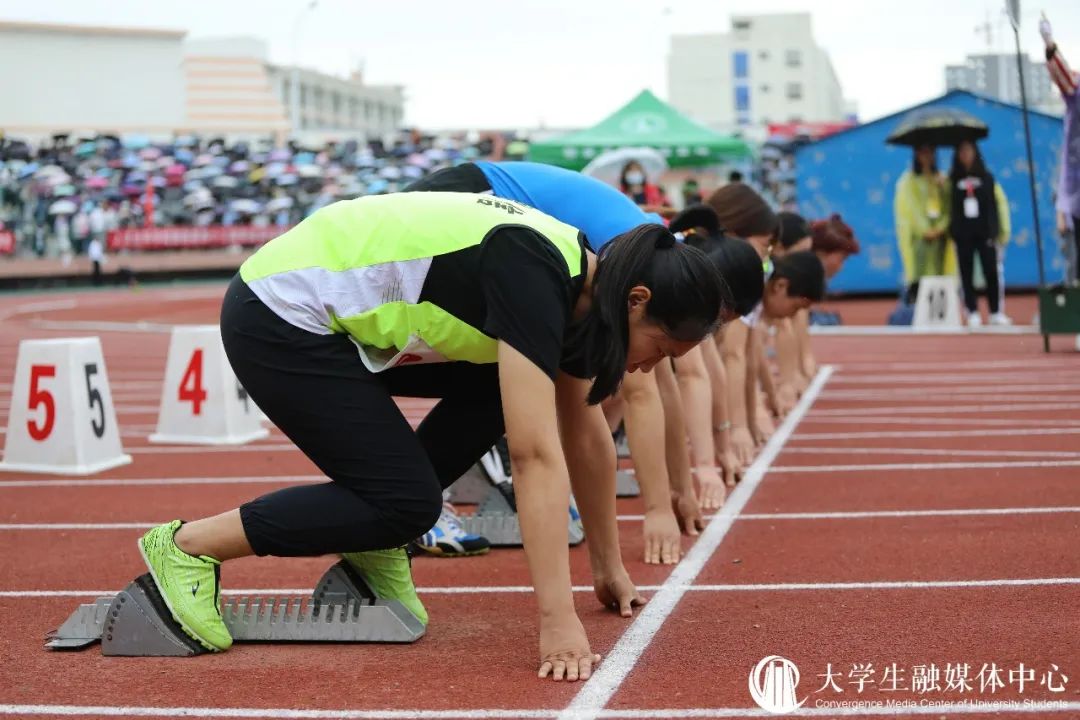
[
  {"x1": 671, "y1": 205, "x2": 765, "y2": 318},
  {"x1": 568, "y1": 223, "x2": 724, "y2": 405}
]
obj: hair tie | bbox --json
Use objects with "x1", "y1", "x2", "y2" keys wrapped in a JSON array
[{"x1": 655, "y1": 231, "x2": 676, "y2": 249}]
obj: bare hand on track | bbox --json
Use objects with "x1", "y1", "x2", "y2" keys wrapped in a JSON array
[
  {"x1": 672, "y1": 486, "x2": 705, "y2": 536},
  {"x1": 643, "y1": 508, "x2": 682, "y2": 564},
  {"x1": 593, "y1": 565, "x2": 646, "y2": 617},
  {"x1": 538, "y1": 615, "x2": 601, "y2": 682},
  {"x1": 775, "y1": 383, "x2": 797, "y2": 418},
  {"x1": 731, "y1": 426, "x2": 756, "y2": 466},
  {"x1": 717, "y1": 446, "x2": 742, "y2": 487},
  {"x1": 695, "y1": 465, "x2": 726, "y2": 511}
]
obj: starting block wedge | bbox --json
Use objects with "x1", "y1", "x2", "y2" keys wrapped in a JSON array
[
  {"x1": 150, "y1": 325, "x2": 268, "y2": 445},
  {"x1": 445, "y1": 463, "x2": 494, "y2": 505},
  {"x1": 457, "y1": 484, "x2": 585, "y2": 547},
  {"x1": 615, "y1": 469, "x2": 640, "y2": 498},
  {"x1": 0, "y1": 337, "x2": 131, "y2": 475},
  {"x1": 45, "y1": 560, "x2": 425, "y2": 655},
  {"x1": 615, "y1": 432, "x2": 631, "y2": 459}
]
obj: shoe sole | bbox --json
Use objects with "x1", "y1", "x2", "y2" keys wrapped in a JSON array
[
  {"x1": 415, "y1": 546, "x2": 491, "y2": 558},
  {"x1": 137, "y1": 538, "x2": 227, "y2": 653}
]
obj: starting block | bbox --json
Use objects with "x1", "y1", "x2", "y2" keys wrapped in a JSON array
[
  {"x1": 0, "y1": 337, "x2": 131, "y2": 475},
  {"x1": 615, "y1": 469, "x2": 640, "y2": 497},
  {"x1": 615, "y1": 431, "x2": 631, "y2": 459},
  {"x1": 46, "y1": 560, "x2": 425, "y2": 655},
  {"x1": 446, "y1": 463, "x2": 495, "y2": 505},
  {"x1": 457, "y1": 484, "x2": 585, "y2": 547},
  {"x1": 150, "y1": 325, "x2": 268, "y2": 445},
  {"x1": 913, "y1": 275, "x2": 963, "y2": 329}
]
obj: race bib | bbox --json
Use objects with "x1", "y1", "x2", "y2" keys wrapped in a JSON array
[
  {"x1": 964, "y1": 196, "x2": 979, "y2": 219},
  {"x1": 351, "y1": 335, "x2": 447, "y2": 373}
]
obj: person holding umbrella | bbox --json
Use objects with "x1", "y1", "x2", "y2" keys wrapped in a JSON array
[
  {"x1": 893, "y1": 144, "x2": 952, "y2": 303},
  {"x1": 888, "y1": 108, "x2": 988, "y2": 303}
]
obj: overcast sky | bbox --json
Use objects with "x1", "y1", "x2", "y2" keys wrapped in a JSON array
[{"x1": 2, "y1": 0, "x2": 1079, "y2": 129}]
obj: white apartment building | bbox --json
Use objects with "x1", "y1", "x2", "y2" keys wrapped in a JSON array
[
  {"x1": 667, "y1": 13, "x2": 850, "y2": 137},
  {"x1": 0, "y1": 21, "x2": 404, "y2": 145},
  {"x1": 0, "y1": 20, "x2": 187, "y2": 140}
]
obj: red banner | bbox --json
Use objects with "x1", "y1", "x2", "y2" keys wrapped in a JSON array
[
  {"x1": 0, "y1": 231, "x2": 14, "y2": 255},
  {"x1": 106, "y1": 225, "x2": 291, "y2": 252}
]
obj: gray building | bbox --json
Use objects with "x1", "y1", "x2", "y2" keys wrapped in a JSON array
[{"x1": 944, "y1": 53, "x2": 1062, "y2": 115}]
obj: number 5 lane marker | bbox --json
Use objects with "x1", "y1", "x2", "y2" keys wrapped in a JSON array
[{"x1": 559, "y1": 366, "x2": 835, "y2": 720}]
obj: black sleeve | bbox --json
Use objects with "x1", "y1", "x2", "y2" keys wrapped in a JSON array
[{"x1": 480, "y1": 226, "x2": 583, "y2": 380}]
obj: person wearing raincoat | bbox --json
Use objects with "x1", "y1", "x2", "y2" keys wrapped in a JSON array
[{"x1": 894, "y1": 144, "x2": 956, "y2": 303}]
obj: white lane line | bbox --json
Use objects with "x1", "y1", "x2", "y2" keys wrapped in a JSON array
[
  {"x1": 810, "y1": 402, "x2": 1080, "y2": 417},
  {"x1": 30, "y1": 319, "x2": 176, "y2": 333},
  {"x1": 792, "y1": 427, "x2": 1080, "y2": 440},
  {"x1": 821, "y1": 383, "x2": 1080, "y2": 395},
  {"x1": 558, "y1": 366, "x2": 834, "y2": 720},
  {"x1": 9, "y1": 506, "x2": 1078, "y2": 530},
  {"x1": 0, "y1": 475, "x2": 323, "y2": 489},
  {"x1": 830, "y1": 373, "x2": 1080, "y2": 385},
  {"x1": 619, "y1": 506, "x2": 1080, "y2": 522},
  {"x1": 780, "y1": 447, "x2": 1080, "y2": 459},
  {"x1": 2, "y1": 706, "x2": 1080, "y2": 719},
  {"x1": 128, "y1": 443, "x2": 297, "y2": 455},
  {"x1": 819, "y1": 394, "x2": 1066, "y2": 404},
  {"x1": 836, "y1": 359, "x2": 1075, "y2": 371},
  {"x1": 6, "y1": 577, "x2": 1077, "y2": 598},
  {"x1": 803, "y1": 416, "x2": 1080, "y2": 427},
  {"x1": 770, "y1": 459, "x2": 1080, "y2": 473},
  {"x1": 809, "y1": 324, "x2": 1038, "y2": 335}
]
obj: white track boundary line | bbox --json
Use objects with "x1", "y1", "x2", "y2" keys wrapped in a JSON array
[
  {"x1": 808, "y1": 324, "x2": 1038, "y2": 335},
  {"x1": 2, "y1": 701, "x2": 1079, "y2": 718},
  {"x1": 558, "y1": 366, "x2": 834, "y2": 720},
  {"x1": 803, "y1": 416, "x2": 1080, "y2": 427},
  {"x1": 810, "y1": 402, "x2": 1080, "y2": 417},
  {"x1": 7, "y1": 577, "x2": 1077, "y2": 598},
  {"x1": 781, "y1": 447, "x2": 1080, "y2": 459},
  {"x1": 0, "y1": 475, "x2": 323, "y2": 488},
  {"x1": 8, "y1": 506, "x2": 1080, "y2": 530},
  {"x1": 791, "y1": 427, "x2": 1080, "y2": 440},
  {"x1": 770, "y1": 459, "x2": 1080, "y2": 473}
]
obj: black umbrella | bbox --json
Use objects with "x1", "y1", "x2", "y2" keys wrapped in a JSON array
[{"x1": 886, "y1": 107, "x2": 989, "y2": 147}]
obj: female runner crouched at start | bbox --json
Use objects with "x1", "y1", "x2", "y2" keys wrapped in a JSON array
[{"x1": 135, "y1": 191, "x2": 726, "y2": 681}]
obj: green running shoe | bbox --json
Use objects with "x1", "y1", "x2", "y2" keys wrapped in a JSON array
[
  {"x1": 138, "y1": 520, "x2": 232, "y2": 652},
  {"x1": 341, "y1": 547, "x2": 428, "y2": 625}
]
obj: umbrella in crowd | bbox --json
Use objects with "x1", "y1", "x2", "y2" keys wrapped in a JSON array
[
  {"x1": 886, "y1": 107, "x2": 990, "y2": 147},
  {"x1": 0, "y1": 130, "x2": 515, "y2": 256},
  {"x1": 581, "y1": 146, "x2": 669, "y2": 186}
]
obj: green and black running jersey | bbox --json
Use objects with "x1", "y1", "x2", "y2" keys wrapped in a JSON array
[{"x1": 240, "y1": 191, "x2": 591, "y2": 379}]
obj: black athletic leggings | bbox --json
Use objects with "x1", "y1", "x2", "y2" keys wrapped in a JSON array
[
  {"x1": 220, "y1": 275, "x2": 505, "y2": 557},
  {"x1": 953, "y1": 234, "x2": 1000, "y2": 314}
]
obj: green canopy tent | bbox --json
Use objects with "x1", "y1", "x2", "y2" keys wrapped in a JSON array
[{"x1": 527, "y1": 89, "x2": 752, "y2": 170}]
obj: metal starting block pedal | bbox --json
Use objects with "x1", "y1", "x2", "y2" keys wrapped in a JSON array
[
  {"x1": 615, "y1": 469, "x2": 640, "y2": 498},
  {"x1": 457, "y1": 484, "x2": 585, "y2": 547},
  {"x1": 45, "y1": 560, "x2": 425, "y2": 656}
]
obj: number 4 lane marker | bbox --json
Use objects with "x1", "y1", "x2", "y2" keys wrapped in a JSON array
[
  {"x1": 559, "y1": 366, "x2": 835, "y2": 720},
  {"x1": 149, "y1": 326, "x2": 268, "y2": 445}
]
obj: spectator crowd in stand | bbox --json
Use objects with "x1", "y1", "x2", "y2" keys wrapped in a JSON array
[{"x1": 0, "y1": 131, "x2": 509, "y2": 258}]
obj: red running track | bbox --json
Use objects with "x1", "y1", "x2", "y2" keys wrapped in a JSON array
[{"x1": 0, "y1": 285, "x2": 1078, "y2": 719}]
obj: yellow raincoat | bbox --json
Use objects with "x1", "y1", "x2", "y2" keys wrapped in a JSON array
[{"x1": 894, "y1": 169, "x2": 956, "y2": 284}]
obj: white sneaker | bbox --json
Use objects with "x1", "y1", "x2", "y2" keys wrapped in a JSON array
[
  {"x1": 478, "y1": 446, "x2": 511, "y2": 485},
  {"x1": 989, "y1": 312, "x2": 1013, "y2": 326},
  {"x1": 967, "y1": 313, "x2": 983, "y2": 329},
  {"x1": 1075, "y1": 335, "x2": 1080, "y2": 352}
]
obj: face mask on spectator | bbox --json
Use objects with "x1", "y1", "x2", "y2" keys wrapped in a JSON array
[{"x1": 625, "y1": 172, "x2": 645, "y2": 185}]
